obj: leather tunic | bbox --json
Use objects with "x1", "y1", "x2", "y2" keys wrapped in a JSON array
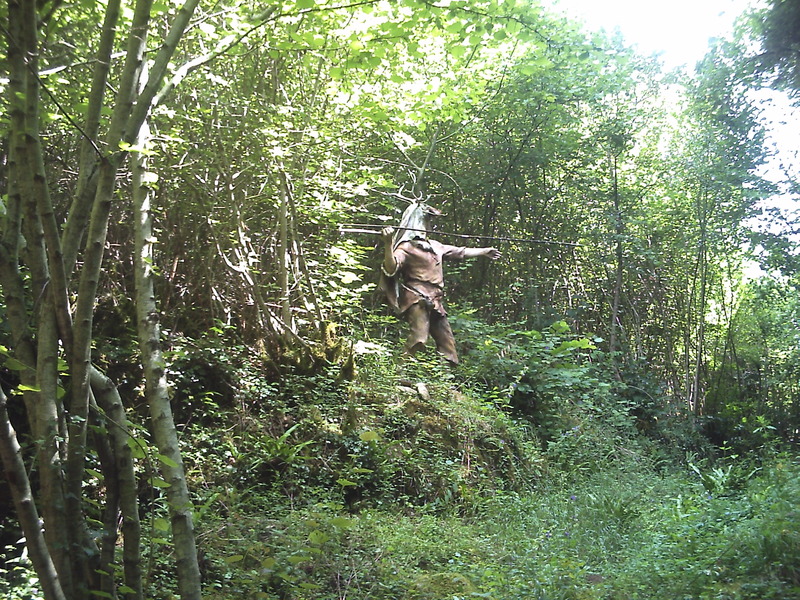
[{"x1": 391, "y1": 238, "x2": 466, "y2": 315}]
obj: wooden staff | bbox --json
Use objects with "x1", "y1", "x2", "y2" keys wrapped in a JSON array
[{"x1": 339, "y1": 224, "x2": 581, "y2": 247}]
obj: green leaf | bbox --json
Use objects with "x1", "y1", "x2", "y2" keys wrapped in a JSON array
[
  {"x1": 86, "y1": 468, "x2": 105, "y2": 481},
  {"x1": 296, "y1": 0, "x2": 315, "y2": 8},
  {"x1": 336, "y1": 478, "x2": 357, "y2": 487},
  {"x1": 359, "y1": 430, "x2": 380, "y2": 442},
  {"x1": 126, "y1": 437, "x2": 147, "y2": 459},
  {"x1": 370, "y1": 108, "x2": 390, "y2": 122},
  {"x1": 154, "y1": 517, "x2": 170, "y2": 532},
  {"x1": 150, "y1": 1, "x2": 169, "y2": 15},
  {"x1": 308, "y1": 530, "x2": 330, "y2": 545},
  {"x1": 450, "y1": 44, "x2": 467, "y2": 58},
  {"x1": 150, "y1": 477, "x2": 171, "y2": 488},
  {"x1": 551, "y1": 338, "x2": 596, "y2": 354},
  {"x1": 118, "y1": 141, "x2": 155, "y2": 156},
  {"x1": 224, "y1": 554, "x2": 245, "y2": 564},
  {"x1": 157, "y1": 453, "x2": 180, "y2": 468},
  {"x1": 5, "y1": 358, "x2": 31, "y2": 371},
  {"x1": 17, "y1": 384, "x2": 40, "y2": 392},
  {"x1": 330, "y1": 516, "x2": 354, "y2": 530}
]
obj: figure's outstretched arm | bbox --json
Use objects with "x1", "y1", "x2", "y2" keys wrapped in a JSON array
[{"x1": 463, "y1": 246, "x2": 501, "y2": 260}]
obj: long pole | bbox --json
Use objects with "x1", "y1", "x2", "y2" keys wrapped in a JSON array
[{"x1": 339, "y1": 224, "x2": 581, "y2": 247}]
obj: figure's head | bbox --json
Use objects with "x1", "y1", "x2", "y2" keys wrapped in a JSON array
[{"x1": 394, "y1": 201, "x2": 442, "y2": 247}]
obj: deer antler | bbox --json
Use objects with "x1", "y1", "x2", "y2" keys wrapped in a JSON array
[{"x1": 383, "y1": 184, "x2": 424, "y2": 205}]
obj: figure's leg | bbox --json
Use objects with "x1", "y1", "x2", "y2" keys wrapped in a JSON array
[
  {"x1": 404, "y1": 302, "x2": 430, "y2": 354},
  {"x1": 430, "y1": 312, "x2": 459, "y2": 364}
]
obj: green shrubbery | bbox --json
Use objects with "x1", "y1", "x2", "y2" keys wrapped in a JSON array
[
  {"x1": 5, "y1": 317, "x2": 799, "y2": 600},
  {"x1": 185, "y1": 456, "x2": 800, "y2": 600},
  {"x1": 146, "y1": 317, "x2": 797, "y2": 600}
]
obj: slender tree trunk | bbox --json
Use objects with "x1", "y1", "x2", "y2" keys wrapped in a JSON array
[
  {"x1": 69, "y1": 0, "x2": 154, "y2": 515},
  {"x1": 93, "y1": 412, "x2": 121, "y2": 599},
  {"x1": 278, "y1": 170, "x2": 293, "y2": 329},
  {"x1": 62, "y1": 0, "x2": 122, "y2": 274},
  {"x1": 7, "y1": 1, "x2": 77, "y2": 592},
  {"x1": 133, "y1": 118, "x2": 202, "y2": 600},
  {"x1": 609, "y1": 157, "x2": 623, "y2": 348},
  {"x1": 90, "y1": 366, "x2": 144, "y2": 600},
  {"x1": 0, "y1": 388, "x2": 67, "y2": 600},
  {"x1": 37, "y1": 306, "x2": 83, "y2": 596},
  {"x1": 2, "y1": 16, "x2": 39, "y2": 433},
  {"x1": 692, "y1": 256, "x2": 708, "y2": 415},
  {"x1": 608, "y1": 153, "x2": 625, "y2": 380},
  {"x1": 691, "y1": 195, "x2": 710, "y2": 415}
]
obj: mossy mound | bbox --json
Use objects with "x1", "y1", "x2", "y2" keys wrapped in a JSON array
[{"x1": 177, "y1": 346, "x2": 542, "y2": 509}]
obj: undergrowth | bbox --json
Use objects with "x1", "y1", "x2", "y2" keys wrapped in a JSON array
[
  {"x1": 3, "y1": 320, "x2": 799, "y2": 599},
  {"x1": 188, "y1": 457, "x2": 800, "y2": 600}
]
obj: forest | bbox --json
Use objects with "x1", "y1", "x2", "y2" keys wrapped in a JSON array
[{"x1": 1, "y1": 0, "x2": 799, "y2": 599}]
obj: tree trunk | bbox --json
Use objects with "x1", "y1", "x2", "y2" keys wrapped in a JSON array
[
  {"x1": 278, "y1": 170, "x2": 293, "y2": 329},
  {"x1": 90, "y1": 367, "x2": 144, "y2": 600},
  {"x1": 7, "y1": 0, "x2": 78, "y2": 592},
  {"x1": 608, "y1": 153, "x2": 624, "y2": 379},
  {"x1": 132, "y1": 118, "x2": 202, "y2": 600},
  {"x1": 92, "y1": 411, "x2": 121, "y2": 599},
  {"x1": 0, "y1": 388, "x2": 67, "y2": 600},
  {"x1": 690, "y1": 192, "x2": 710, "y2": 415},
  {"x1": 62, "y1": 0, "x2": 122, "y2": 274}
]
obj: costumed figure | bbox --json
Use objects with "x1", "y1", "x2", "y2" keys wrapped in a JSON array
[{"x1": 380, "y1": 201, "x2": 501, "y2": 364}]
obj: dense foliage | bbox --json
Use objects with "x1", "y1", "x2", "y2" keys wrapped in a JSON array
[
  {"x1": 1, "y1": 0, "x2": 799, "y2": 599},
  {"x1": 753, "y1": 0, "x2": 800, "y2": 92},
  {"x1": 5, "y1": 333, "x2": 798, "y2": 599}
]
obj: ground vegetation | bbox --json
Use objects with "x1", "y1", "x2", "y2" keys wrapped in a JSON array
[{"x1": 1, "y1": 1, "x2": 799, "y2": 599}]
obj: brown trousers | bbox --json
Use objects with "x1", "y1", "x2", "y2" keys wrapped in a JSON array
[{"x1": 404, "y1": 301, "x2": 459, "y2": 364}]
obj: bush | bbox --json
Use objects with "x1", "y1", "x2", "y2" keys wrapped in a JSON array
[{"x1": 0, "y1": 545, "x2": 44, "y2": 600}]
